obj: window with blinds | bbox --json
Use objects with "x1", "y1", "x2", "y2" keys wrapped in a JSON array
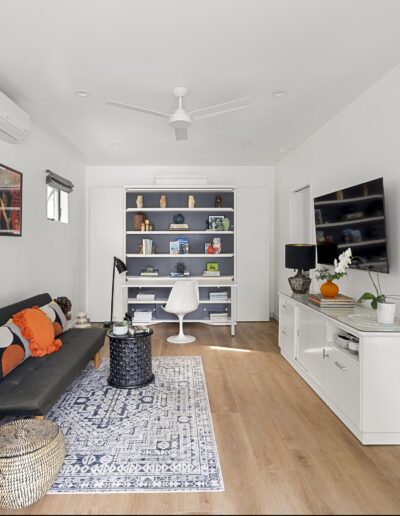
[{"x1": 46, "y1": 170, "x2": 74, "y2": 224}]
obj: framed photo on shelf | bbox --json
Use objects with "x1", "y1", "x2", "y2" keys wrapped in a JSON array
[
  {"x1": 208, "y1": 215, "x2": 224, "y2": 230},
  {"x1": 0, "y1": 164, "x2": 22, "y2": 237}
]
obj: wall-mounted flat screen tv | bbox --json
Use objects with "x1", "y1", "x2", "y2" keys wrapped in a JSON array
[{"x1": 314, "y1": 178, "x2": 389, "y2": 273}]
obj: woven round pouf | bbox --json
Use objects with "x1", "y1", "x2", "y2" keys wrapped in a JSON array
[{"x1": 0, "y1": 419, "x2": 65, "y2": 509}]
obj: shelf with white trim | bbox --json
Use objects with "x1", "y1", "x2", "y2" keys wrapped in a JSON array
[
  {"x1": 126, "y1": 207, "x2": 234, "y2": 212},
  {"x1": 126, "y1": 253, "x2": 234, "y2": 258},
  {"x1": 128, "y1": 298, "x2": 232, "y2": 304},
  {"x1": 127, "y1": 230, "x2": 234, "y2": 235}
]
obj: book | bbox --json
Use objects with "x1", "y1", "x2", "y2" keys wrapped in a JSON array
[
  {"x1": 169, "y1": 241, "x2": 180, "y2": 254},
  {"x1": 209, "y1": 311, "x2": 229, "y2": 321},
  {"x1": 170, "y1": 271, "x2": 190, "y2": 277},
  {"x1": 175, "y1": 237, "x2": 189, "y2": 254},
  {"x1": 202, "y1": 270, "x2": 221, "y2": 277},
  {"x1": 136, "y1": 291, "x2": 155, "y2": 301},
  {"x1": 133, "y1": 310, "x2": 153, "y2": 322},
  {"x1": 308, "y1": 293, "x2": 354, "y2": 306},
  {"x1": 209, "y1": 291, "x2": 228, "y2": 301},
  {"x1": 142, "y1": 238, "x2": 153, "y2": 255}
]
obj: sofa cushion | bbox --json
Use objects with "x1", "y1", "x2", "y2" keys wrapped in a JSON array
[
  {"x1": 0, "y1": 321, "x2": 31, "y2": 379},
  {"x1": 40, "y1": 301, "x2": 68, "y2": 336},
  {"x1": 0, "y1": 327, "x2": 106, "y2": 416},
  {"x1": 12, "y1": 307, "x2": 62, "y2": 357}
]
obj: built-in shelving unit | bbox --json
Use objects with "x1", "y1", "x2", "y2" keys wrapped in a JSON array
[{"x1": 123, "y1": 186, "x2": 237, "y2": 335}]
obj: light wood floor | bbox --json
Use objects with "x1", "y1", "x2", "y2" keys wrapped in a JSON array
[{"x1": 6, "y1": 321, "x2": 400, "y2": 515}]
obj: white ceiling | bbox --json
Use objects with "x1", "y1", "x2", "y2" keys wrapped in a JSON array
[{"x1": 1, "y1": 0, "x2": 400, "y2": 165}]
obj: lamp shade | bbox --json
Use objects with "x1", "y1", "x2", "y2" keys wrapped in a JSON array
[
  {"x1": 114, "y1": 257, "x2": 127, "y2": 274},
  {"x1": 285, "y1": 244, "x2": 316, "y2": 270}
]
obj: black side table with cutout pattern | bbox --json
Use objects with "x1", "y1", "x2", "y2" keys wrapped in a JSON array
[{"x1": 107, "y1": 329, "x2": 154, "y2": 388}]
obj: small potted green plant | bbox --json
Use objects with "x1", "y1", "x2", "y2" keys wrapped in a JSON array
[
  {"x1": 315, "y1": 248, "x2": 352, "y2": 298},
  {"x1": 113, "y1": 320, "x2": 129, "y2": 336},
  {"x1": 356, "y1": 261, "x2": 399, "y2": 324}
]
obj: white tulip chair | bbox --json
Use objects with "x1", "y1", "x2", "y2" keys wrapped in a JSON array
[{"x1": 163, "y1": 280, "x2": 200, "y2": 344}]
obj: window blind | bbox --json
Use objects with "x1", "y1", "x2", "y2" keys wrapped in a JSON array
[{"x1": 46, "y1": 169, "x2": 74, "y2": 193}]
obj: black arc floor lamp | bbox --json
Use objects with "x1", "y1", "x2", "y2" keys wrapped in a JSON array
[{"x1": 104, "y1": 257, "x2": 127, "y2": 328}]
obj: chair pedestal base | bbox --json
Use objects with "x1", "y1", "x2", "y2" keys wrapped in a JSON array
[{"x1": 167, "y1": 334, "x2": 196, "y2": 344}]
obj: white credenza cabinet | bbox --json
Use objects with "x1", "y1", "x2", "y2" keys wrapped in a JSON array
[{"x1": 279, "y1": 291, "x2": 400, "y2": 445}]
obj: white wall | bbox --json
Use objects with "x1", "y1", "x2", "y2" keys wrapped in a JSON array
[
  {"x1": 0, "y1": 125, "x2": 86, "y2": 319},
  {"x1": 86, "y1": 166, "x2": 275, "y2": 319},
  {"x1": 275, "y1": 64, "x2": 400, "y2": 315}
]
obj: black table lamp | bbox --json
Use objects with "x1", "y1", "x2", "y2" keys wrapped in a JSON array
[
  {"x1": 285, "y1": 244, "x2": 316, "y2": 294},
  {"x1": 104, "y1": 257, "x2": 128, "y2": 328}
]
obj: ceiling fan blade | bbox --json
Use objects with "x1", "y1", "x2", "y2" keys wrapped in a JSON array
[
  {"x1": 189, "y1": 96, "x2": 253, "y2": 120},
  {"x1": 175, "y1": 127, "x2": 188, "y2": 141},
  {"x1": 106, "y1": 100, "x2": 169, "y2": 118}
]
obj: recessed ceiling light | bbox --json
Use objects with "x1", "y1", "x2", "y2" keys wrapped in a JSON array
[
  {"x1": 279, "y1": 147, "x2": 290, "y2": 153},
  {"x1": 272, "y1": 90, "x2": 287, "y2": 97},
  {"x1": 241, "y1": 142, "x2": 252, "y2": 148},
  {"x1": 75, "y1": 90, "x2": 90, "y2": 97},
  {"x1": 108, "y1": 142, "x2": 120, "y2": 147}
]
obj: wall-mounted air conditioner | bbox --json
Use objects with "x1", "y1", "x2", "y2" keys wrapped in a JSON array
[{"x1": 0, "y1": 90, "x2": 30, "y2": 144}]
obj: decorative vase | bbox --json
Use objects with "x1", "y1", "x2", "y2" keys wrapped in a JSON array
[
  {"x1": 222, "y1": 218, "x2": 230, "y2": 231},
  {"x1": 136, "y1": 194, "x2": 143, "y2": 209},
  {"x1": 377, "y1": 302, "x2": 396, "y2": 325},
  {"x1": 188, "y1": 195, "x2": 195, "y2": 208},
  {"x1": 160, "y1": 195, "x2": 167, "y2": 208},
  {"x1": 320, "y1": 280, "x2": 339, "y2": 298}
]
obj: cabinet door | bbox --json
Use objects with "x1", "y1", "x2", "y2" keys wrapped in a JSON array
[
  {"x1": 325, "y1": 346, "x2": 360, "y2": 426},
  {"x1": 297, "y1": 307, "x2": 326, "y2": 388},
  {"x1": 279, "y1": 296, "x2": 295, "y2": 359}
]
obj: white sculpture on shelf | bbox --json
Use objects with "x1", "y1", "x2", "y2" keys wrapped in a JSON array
[{"x1": 75, "y1": 312, "x2": 91, "y2": 329}]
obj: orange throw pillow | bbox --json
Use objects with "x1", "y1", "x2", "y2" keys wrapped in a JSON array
[{"x1": 12, "y1": 307, "x2": 62, "y2": 357}]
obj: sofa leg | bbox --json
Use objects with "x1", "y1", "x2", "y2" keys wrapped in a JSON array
[
  {"x1": 34, "y1": 415, "x2": 45, "y2": 420},
  {"x1": 94, "y1": 351, "x2": 101, "y2": 369}
]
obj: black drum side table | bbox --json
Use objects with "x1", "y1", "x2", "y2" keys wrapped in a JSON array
[{"x1": 107, "y1": 329, "x2": 154, "y2": 388}]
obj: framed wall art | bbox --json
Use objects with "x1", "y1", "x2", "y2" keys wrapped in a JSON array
[{"x1": 0, "y1": 164, "x2": 23, "y2": 236}]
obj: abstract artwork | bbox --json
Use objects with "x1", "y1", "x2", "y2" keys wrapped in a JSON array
[{"x1": 0, "y1": 164, "x2": 22, "y2": 236}]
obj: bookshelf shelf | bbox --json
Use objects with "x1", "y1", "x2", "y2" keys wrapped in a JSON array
[
  {"x1": 126, "y1": 253, "x2": 234, "y2": 258},
  {"x1": 124, "y1": 186, "x2": 237, "y2": 335}
]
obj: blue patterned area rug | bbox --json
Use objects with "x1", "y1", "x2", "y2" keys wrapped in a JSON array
[{"x1": 45, "y1": 356, "x2": 224, "y2": 494}]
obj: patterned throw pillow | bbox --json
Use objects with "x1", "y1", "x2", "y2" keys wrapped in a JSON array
[
  {"x1": 40, "y1": 301, "x2": 68, "y2": 337},
  {"x1": 0, "y1": 321, "x2": 31, "y2": 379},
  {"x1": 12, "y1": 307, "x2": 62, "y2": 358}
]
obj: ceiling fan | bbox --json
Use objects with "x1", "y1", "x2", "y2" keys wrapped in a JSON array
[{"x1": 106, "y1": 87, "x2": 253, "y2": 141}]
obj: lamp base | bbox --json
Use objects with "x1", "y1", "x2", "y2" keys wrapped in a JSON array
[{"x1": 288, "y1": 269, "x2": 311, "y2": 294}]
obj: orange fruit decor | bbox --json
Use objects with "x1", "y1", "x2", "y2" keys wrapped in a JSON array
[{"x1": 320, "y1": 280, "x2": 339, "y2": 298}]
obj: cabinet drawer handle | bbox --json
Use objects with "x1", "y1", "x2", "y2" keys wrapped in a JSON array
[
  {"x1": 281, "y1": 328, "x2": 288, "y2": 336},
  {"x1": 334, "y1": 361, "x2": 347, "y2": 371},
  {"x1": 282, "y1": 303, "x2": 289, "y2": 310},
  {"x1": 323, "y1": 349, "x2": 329, "y2": 359}
]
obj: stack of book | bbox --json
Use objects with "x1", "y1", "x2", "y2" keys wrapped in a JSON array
[
  {"x1": 308, "y1": 293, "x2": 355, "y2": 308},
  {"x1": 209, "y1": 291, "x2": 228, "y2": 302},
  {"x1": 136, "y1": 291, "x2": 155, "y2": 301},
  {"x1": 133, "y1": 309, "x2": 153, "y2": 323},
  {"x1": 169, "y1": 223, "x2": 189, "y2": 230},
  {"x1": 209, "y1": 311, "x2": 229, "y2": 322},
  {"x1": 140, "y1": 266, "x2": 159, "y2": 276},
  {"x1": 202, "y1": 270, "x2": 221, "y2": 277},
  {"x1": 170, "y1": 271, "x2": 190, "y2": 277}
]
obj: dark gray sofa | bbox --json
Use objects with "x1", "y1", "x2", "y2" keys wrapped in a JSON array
[{"x1": 0, "y1": 293, "x2": 106, "y2": 417}]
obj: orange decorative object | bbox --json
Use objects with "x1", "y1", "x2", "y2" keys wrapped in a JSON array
[
  {"x1": 320, "y1": 280, "x2": 339, "y2": 298},
  {"x1": 12, "y1": 307, "x2": 62, "y2": 357},
  {"x1": 207, "y1": 245, "x2": 216, "y2": 254}
]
